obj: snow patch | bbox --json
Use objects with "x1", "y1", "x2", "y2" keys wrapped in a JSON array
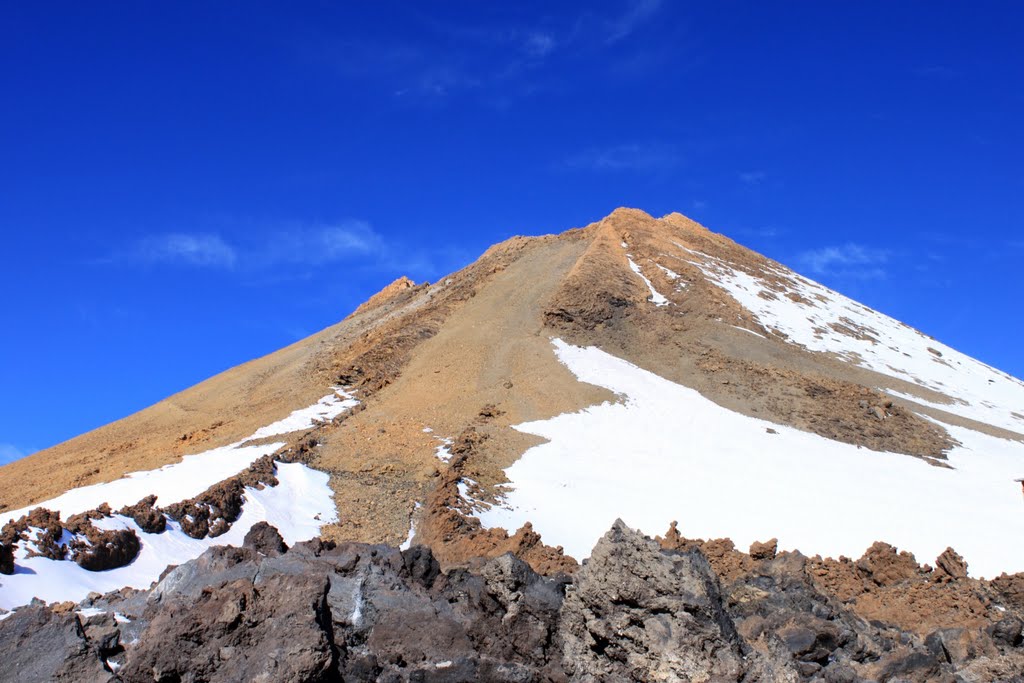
[
  {"x1": 0, "y1": 388, "x2": 358, "y2": 529},
  {"x1": 626, "y1": 256, "x2": 670, "y2": 306},
  {"x1": 732, "y1": 325, "x2": 766, "y2": 339},
  {"x1": 248, "y1": 388, "x2": 358, "y2": 441},
  {"x1": 0, "y1": 441, "x2": 284, "y2": 528},
  {"x1": 399, "y1": 502, "x2": 422, "y2": 551},
  {"x1": 678, "y1": 248, "x2": 1024, "y2": 434},
  {"x1": 0, "y1": 462, "x2": 337, "y2": 610},
  {"x1": 430, "y1": 433, "x2": 454, "y2": 463},
  {"x1": 477, "y1": 339, "x2": 1024, "y2": 579}
]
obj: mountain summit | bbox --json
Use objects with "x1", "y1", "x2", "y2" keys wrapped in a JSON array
[{"x1": 2, "y1": 209, "x2": 1024, "y2": 641}]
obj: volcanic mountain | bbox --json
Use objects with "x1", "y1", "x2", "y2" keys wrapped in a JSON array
[{"x1": 2, "y1": 208, "x2": 1024, "y2": 681}]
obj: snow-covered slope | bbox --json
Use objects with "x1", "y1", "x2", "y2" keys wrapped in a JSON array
[
  {"x1": 0, "y1": 389, "x2": 355, "y2": 610},
  {"x1": 675, "y1": 245, "x2": 1024, "y2": 434},
  {"x1": 479, "y1": 339, "x2": 1024, "y2": 579},
  {"x1": 0, "y1": 462, "x2": 336, "y2": 610}
]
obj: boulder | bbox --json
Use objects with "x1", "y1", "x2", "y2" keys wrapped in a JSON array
[
  {"x1": 243, "y1": 521, "x2": 288, "y2": 556},
  {"x1": 559, "y1": 519, "x2": 748, "y2": 681}
]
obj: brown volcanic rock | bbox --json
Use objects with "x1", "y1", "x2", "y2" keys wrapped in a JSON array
[
  {"x1": 413, "y1": 427, "x2": 577, "y2": 576},
  {"x1": 857, "y1": 541, "x2": 921, "y2": 586},
  {"x1": 243, "y1": 520, "x2": 288, "y2": 556},
  {"x1": 68, "y1": 528, "x2": 141, "y2": 572},
  {"x1": 117, "y1": 495, "x2": 165, "y2": 534},
  {"x1": 989, "y1": 572, "x2": 1024, "y2": 610},
  {"x1": 353, "y1": 275, "x2": 417, "y2": 315},
  {"x1": 1, "y1": 507, "x2": 66, "y2": 561},
  {"x1": 163, "y1": 454, "x2": 278, "y2": 539},
  {"x1": 0, "y1": 541, "x2": 13, "y2": 575},
  {"x1": 936, "y1": 546, "x2": 970, "y2": 579}
]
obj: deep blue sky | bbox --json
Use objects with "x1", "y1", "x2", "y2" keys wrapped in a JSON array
[{"x1": 2, "y1": 1, "x2": 1022, "y2": 462}]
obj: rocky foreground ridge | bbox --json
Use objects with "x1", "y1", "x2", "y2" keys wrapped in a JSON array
[{"x1": 2, "y1": 521, "x2": 1023, "y2": 683}]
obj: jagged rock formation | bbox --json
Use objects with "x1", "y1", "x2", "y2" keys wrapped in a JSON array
[{"x1": 2, "y1": 522, "x2": 1022, "y2": 682}]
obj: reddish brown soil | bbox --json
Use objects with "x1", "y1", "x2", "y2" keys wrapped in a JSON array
[{"x1": 656, "y1": 520, "x2": 1020, "y2": 642}]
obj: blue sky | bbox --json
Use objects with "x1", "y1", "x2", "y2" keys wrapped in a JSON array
[{"x1": 2, "y1": 1, "x2": 1022, "y2": 462}]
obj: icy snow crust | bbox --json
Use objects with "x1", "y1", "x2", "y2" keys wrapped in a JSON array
[
  {"x1": 0, "y1": 389, "x2": 354, "y2": 610},
  {"x1": 478, "y1": 340, "x2": 1024, "y2": 579},
  {"x1": 678, "y1": 246, "x2": 1024, "y2": 434}
]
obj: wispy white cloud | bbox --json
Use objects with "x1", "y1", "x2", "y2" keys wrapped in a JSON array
[
  {"x1": 135, "y1": 233, "x2": 237, "y2": 268},
  {"x1": 106, "y1": 220, "x2": 467, "y2": 281},
  {"x1": 606, "y1": 0, "x2": 664, "y2": 44},
  {"x1": 0, "y1": 443, "x2": 30, "y2": 465},
  {"x1": 564, "y1": 143, "x2": 679, "y2": 172},
  {"x1": 261, "y1": 221, "x2": 386, "y2": 266},
  {"x1": 798, "y1": 243, "x2": 891, "y2": 279}
]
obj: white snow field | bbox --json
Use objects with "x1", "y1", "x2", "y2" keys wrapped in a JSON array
[
  {"x1": 674, "y1": 245, "x2": 1024, "y2": 435},
  {"x1": 0, "y1": 463, "x2": 337, "y2": 610},
  {"x1": 0, "y1": 388, "x2": 355, "y2": 611},
  {"x1": 478, "y1": 340, "x2": 1024, "y2": 579}
]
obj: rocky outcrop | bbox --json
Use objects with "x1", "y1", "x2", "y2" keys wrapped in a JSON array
[
  {"x1": 117, "y1": 495, "x2": 165, "y2": 534},
  {"x1": 1, "y1": 507, "x2": 66, "y2": 561},
  {"x1": 936, "y1": 546, "x2": 969, "y2": 580},
  {"x1": 0, "y1": 505, "x2": 141, "y2": 573},
  {"x1": 243, "y1": 520, "x2": 288, "y2": 556},
  {"x1": 162, "y1": 454, "x2": 278, "y2": 539},
  {"x1": 0, "y1": 605, "x2": 115, "y2": 682},
  {"x1": 353, "y1": 275, "x2": 417, "y2": 315},
  {"x1": 0, "y1": 541, "x2": 13, "y2": 575},
  {"x1": 67, "y1": 528, "x2": 141, "y2": 572},
  {"x1": 560, "y1": 519, "x2": 754, "y2": 680},
  {"x1": 2, "y1": 522, "x2": 1023, "y2": 682}
]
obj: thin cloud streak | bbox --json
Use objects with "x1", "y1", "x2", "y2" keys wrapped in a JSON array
[
  {"x1": 106, "y1": 221, "x2": 470, "y2": 282},
  {"x1": 134, "y1": 233, "x2": 238, "y2": 268},
  {"x1": 798, "y1": 243, "x2": 891, "y2": 279}
]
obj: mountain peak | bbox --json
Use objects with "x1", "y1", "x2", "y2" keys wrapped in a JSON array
[{"x1": 2, "y1": 208, "x2": 1024, "y2": 622}]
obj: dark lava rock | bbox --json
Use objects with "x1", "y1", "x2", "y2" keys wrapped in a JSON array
[
  {"x1": 0, "y1": 541, "x2": 13, "y2": 575},
  {"x1": 4, "y1": 521, "x2": 1024, "y2": 682},
  {"x1": 69, "y1": 528, "x2": 141, "y2": 572},
  {"x1": 0, "y1": 604, "x2": 113, "y2": 682},
  {"x1": 243, "y1": 520, "x2": 288, "y2": 556},
  {"x1": 117, "y1": 495, "x2": 166, "y2": 534}
]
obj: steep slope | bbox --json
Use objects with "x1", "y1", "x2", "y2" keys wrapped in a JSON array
[{"x1": 2, "y1": 208, "x2": 1023, "y2": 615}]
